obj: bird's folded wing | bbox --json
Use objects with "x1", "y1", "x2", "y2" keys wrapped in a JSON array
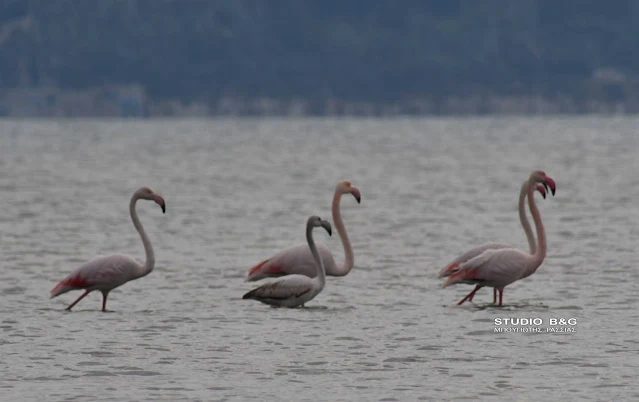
[
  {"x1": 439, "y1": 242, "x2": 513, "y2": 277},
  {"x1": 460, "y1": 248, "x2": 527, "y2": 282},
  {"x1": 245, "y1": 277, "x2": 313, "y2": 300}
]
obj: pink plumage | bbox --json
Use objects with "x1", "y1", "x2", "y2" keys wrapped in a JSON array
[
  {"x1": 441, "y1": 171, "x2": 556, "y2": 306},
  {"x1": 50, "y1": 187, "x2": 166, "y2": 312},
  {"x1": 246, "y1": 180, "x2": 360, "y2": 281}
]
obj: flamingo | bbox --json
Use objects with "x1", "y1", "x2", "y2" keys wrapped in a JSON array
[
  {"x1": 243, "y1": 216, "x2": 332, "y2": 308},
  {"x1": 438, "y1": 180, "x2": 549, "y2": 305},
  {"x1": 50, "y1": 187, "x2": 166, "y2": 311},
  {"x1": 246, "y1": 180, "x2": 360, "y2": 281},
  {"x1": 443, "y1": 170, "x2": 556, "y2": 307}
]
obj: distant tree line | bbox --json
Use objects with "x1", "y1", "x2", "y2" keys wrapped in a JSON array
[{"x1": 1, "y1": 0, "x2": 639, "y2": 105}]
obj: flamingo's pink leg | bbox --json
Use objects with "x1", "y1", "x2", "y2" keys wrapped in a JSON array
[
  {"x1": 457, "y1": 285, "x2": 481, "y2": 305},
  {"x1": 468, "y1": 288, "x2": 477, "y2": 302},
  {"x1": 101, "y1": 292, "x2": 109, "y2": 312},
  {"x1": 65, "y1": 290, "x2": 90, "y2": 311}
]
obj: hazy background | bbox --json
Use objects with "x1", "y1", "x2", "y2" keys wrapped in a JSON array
[{"x1": 2, "y1": 0, "x2": 639, "y2": 117}]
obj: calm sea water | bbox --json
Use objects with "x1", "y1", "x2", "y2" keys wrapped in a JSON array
[{"x1": 0, "y1": 117, "x2": 638, "y2": 401}]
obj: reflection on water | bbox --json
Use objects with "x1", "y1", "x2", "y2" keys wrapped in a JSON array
[{"x1": 0, "y1": 117, "x2": 638, "y2": 401}]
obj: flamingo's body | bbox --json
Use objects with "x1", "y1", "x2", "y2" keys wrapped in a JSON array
[
  {"x1": 248, "y1": 243, "x2": 336, "y2": 280},
  {"x1": 243, "y1": 216, "x2": 332, "y2": 308},
  {"x1": 439, "y1": 180, "x2": 548, "y2": 304},
  {"x1": 443, "y1": 171, "x2": 556, "y2": 306},
  {"x1": 247, "y1": 180, "x2": 360, "y2": 281},
  {"x1": 50, "y1": 254, "x2": 142, "y2": 300},
  {"x1": 50, "y1": 187, "x2": 166, "y2": 311}
]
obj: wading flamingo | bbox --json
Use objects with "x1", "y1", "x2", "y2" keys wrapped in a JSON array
[
  {"x1": 243, "y1": 216, "x2": 332, "y2": 308},
  {"x1": 443, "y1": 170, "x2": 556, "y2": 306},
  {"x1": 50, "y1": 187, "x2": 166, "y2": 311},
  {"x1": 439, "y1": 180, "x2": 549, "y2": 304},
  {"x1": 246, "y1": 180, "x2": 360, "y2": 281}
]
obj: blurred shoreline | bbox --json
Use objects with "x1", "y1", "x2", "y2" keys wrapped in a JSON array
[{"x1": 2, "y1": 85, "x2": 639, "y2": 118}]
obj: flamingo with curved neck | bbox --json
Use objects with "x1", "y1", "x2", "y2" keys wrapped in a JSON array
[
  {"x1": 443, "y1": 170, "x2": 556, "y2": 306},
  {"x1": 243, "y1": 216, "x2": 332, "y2": 308},
  {"x1": 438, "y1": 179, "x2": 549, "y2": 304},
  {"x1": 330, "y1": 182, "x2": 356, "y2": 275},
  {"x1": 50, "y1": 186, "x2": 166, "y2": 311},
  {"x1": 246, "y1": 180, "x2": 360, "y2": 281}
]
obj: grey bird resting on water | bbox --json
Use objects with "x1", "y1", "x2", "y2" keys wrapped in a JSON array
[{"x1": 243, "y1": 215, "x2": 332, "y2": 308}]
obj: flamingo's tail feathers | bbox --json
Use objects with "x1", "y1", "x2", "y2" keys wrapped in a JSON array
[
  {"x1": 443, "y1": 267, "x2": 479, "y2": 288},
  {"x1": 50, "y1": 282, "x2": 71, "y2": 298},
  {"x1": 438, "y1": 262, "x2": 460, "y2": 278},
  {"x1": 242, "y1": 288, "x2": 258, "y2": 300},
  {"x1": 50, "y1": 274, "x2": 90, "y2": 298},
  {"x1": 246, "y1": 259, "x2": 269, "y2": 282},
  {"x1": 246, "y1": 258, "x2": 282, "y2": 282}
]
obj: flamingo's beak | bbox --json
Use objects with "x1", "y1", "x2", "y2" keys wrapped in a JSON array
[
  {"x1": 153, "y1": 195, "x2": 166, "y2": 213},
  {"x1": 351, "y1": 187, "x2": 361, "y2": 204},
  {"x1": 545, "y1": 177, "x2": 556, "y2": 196},
  {"x1": 321, "y1": 220, "x2": 332, "y2": 236},
  {"x1": 536, "y1": 184, "x2": 546, "y2": 199}
]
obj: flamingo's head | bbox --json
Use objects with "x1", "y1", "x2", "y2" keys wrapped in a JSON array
[
  {"x1": 529, "y1": 170, "x2": 556, "y2": 196},
  {"x1": 337, "y1": 180, "x2": 361, "y2": 204},
  {"x1": 136, "y1": 186, "x2": 166, "y2": 213},
  {"x1": 307, "y1": 215, "x2": 332, "y2": 236}
]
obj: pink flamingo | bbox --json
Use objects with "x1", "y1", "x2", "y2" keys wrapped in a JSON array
[
  {"x1": 443, "y1": 170, "x2": 556, "y2": 306},
  {"x1": 246, "y1": 180, "x2": 360, "y2": 281},
  {"x1": 50, "y1": 187, "x2": 166, "y2": 311},
  {"x1": 439, "y1": 180, "x2": 549, "y2": 305}
]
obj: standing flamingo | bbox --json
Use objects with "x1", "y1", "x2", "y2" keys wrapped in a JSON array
[
  {"x1": 50, "y1": 186, "x2": 166, "y2": 311},
  {"x1": 243, "y1": 216, "x2": 332, "y2": 308},
  {"x1": 443, "y1": 170, "x2": 556, "y2": 306},
  {"x1": 246, "y1": 180, "x2": 360, "y2": 281},
  {"x1": 438, "y1": 180, "x2": 549, "y2": 305}
]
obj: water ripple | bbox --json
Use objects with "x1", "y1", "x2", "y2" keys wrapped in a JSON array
[{"x1": 0, "y1": 117, "x2": 636, "y2": 401}]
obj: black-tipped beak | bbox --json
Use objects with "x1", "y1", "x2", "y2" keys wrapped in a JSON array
[
  {"x1": 321, "y1": 220, "x2": 332, "y2": 236},
  {"x1": 546, "y1": 177, "x2": 556, "y2": 196},
  {"x1": 152, "y1": 195, "x2": 166, "y2": 213},
  {"x1": 351, "y1": 187, "x2": 361, "y2": 204},
  {"x1": 541, "y1": 192, "x2": 546, "y2": 199},
  {"x1": 543, "y1": 182, "x2": 549, "y2": 193}
]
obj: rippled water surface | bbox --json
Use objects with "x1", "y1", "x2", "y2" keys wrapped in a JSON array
[{"x1": 1, "y1": 117, "x2": 638, "y2": 401}]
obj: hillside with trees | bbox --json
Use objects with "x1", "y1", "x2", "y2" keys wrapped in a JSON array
[{"x1": 2, "y1": 0, "x2": 639, "y2": 115}]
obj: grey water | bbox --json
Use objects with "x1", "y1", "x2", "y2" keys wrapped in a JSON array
[{"x1": 0, "y1": 117, "x2": 638, "y2": 401}]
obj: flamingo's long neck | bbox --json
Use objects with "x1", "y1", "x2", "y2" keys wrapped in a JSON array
[
  {"x1": 130, "y1": 195, "x2": 155, "y2": 278},
  {"x1": 331, "y1": 190, "x2": 354, "y2": 276},
  {"x1": 306, "y1": 224, "x2": 325, "y2": 289},
  {"x1": 518, "y1": 180, "x2": 536, "y2": 255},
  {"x1": 527, "y1": 179, "x2": 546, "y2": 269}
]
